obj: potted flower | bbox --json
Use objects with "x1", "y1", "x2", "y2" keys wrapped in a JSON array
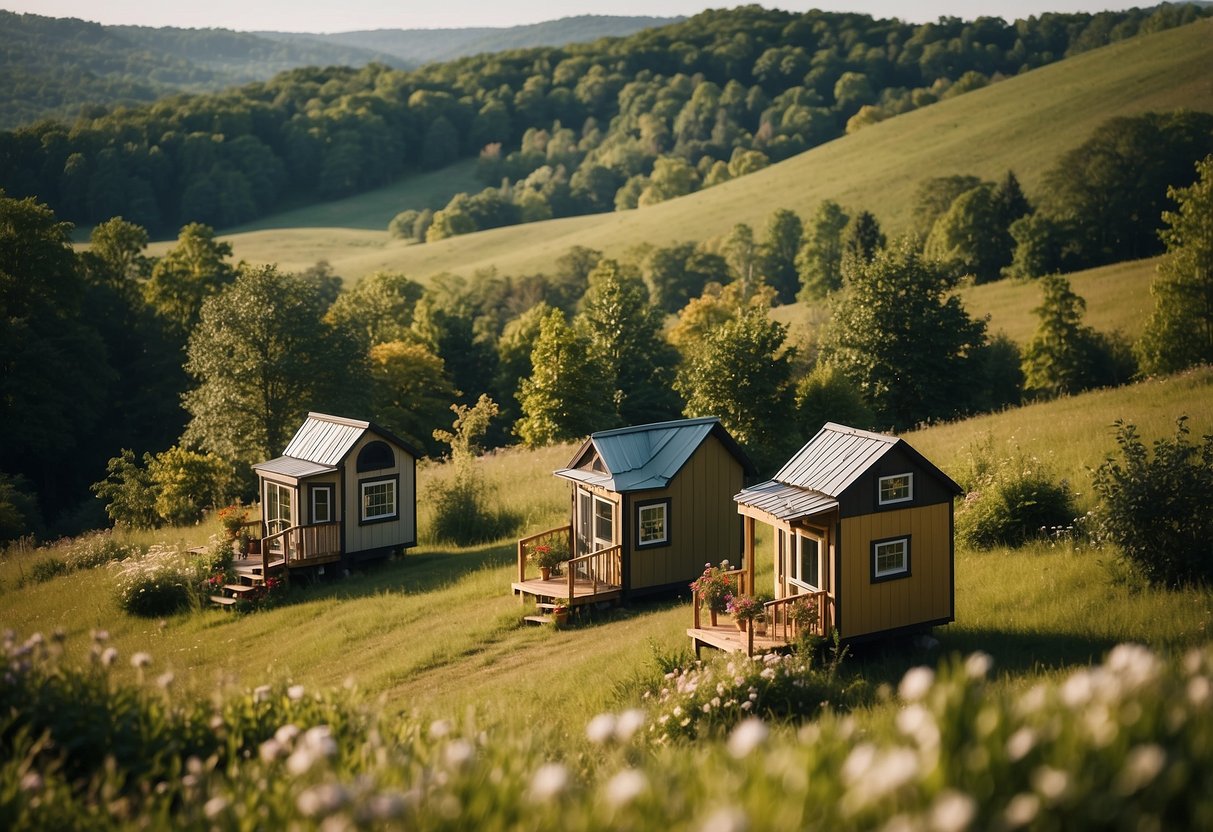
[
  {"x1": 789, "y1": 595, "x2": 819, "y2": 635},
  {"x1": 218, "y1": 504, "x2": 248, "y2": 542},
  {"x1": 725, "y1": 593, "x2": 761, "y2": 632},
  {"x1": 754, "y1": 592, "x2": 774, "y2": 636},
  {"x1": 551, "y1": 597, "x2": 570, "y2": 627},
  {"x1": 528, "y1": 541, "x2": 566, "y2": 581},
  {"x1": 690, "y1": 562, "x2": 733, "y2": 626}
]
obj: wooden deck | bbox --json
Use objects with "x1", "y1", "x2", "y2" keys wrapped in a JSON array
[
  {"x1": 511, "y1": 576, "x2": 622, "y2": 606},
  {"x1": 686, "y1": 622, "x2": 792, "y2": 657}
]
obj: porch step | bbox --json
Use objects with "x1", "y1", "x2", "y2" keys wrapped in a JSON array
[
  {"x1": 524, "y1": 614, "x2": 553, "y2": 625},
  {"x1": 223, "y1": 584, "x2": 258, "y2": 594},
  {"x1": 535, "y1": 602, "x2": 566, "y2": 611},
  {"x1": 209, "y1": 595, "x2": 238, "y2": 607}
]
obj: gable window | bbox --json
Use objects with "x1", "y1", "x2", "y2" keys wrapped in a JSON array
[
  {"x1": 878, "y1": 473, "x2": 914, "y2": 505},
  {"x1": 789, "y1": 531, "x2": 821, "y2": 591},
  {"x1": 356, "y1": 440, "x2": 394, "y2": 472},
  {"x1": 636, "y1": 499, "x2": 670, "y2": 548},
  {"x1": 310, "y1": 484, "x2": 334, "y2": 524},
  {"x1": 872, "y1": 536, "x2": 910, "y2": 581},
  {"x1": 360, "y1": 476, "x2": 397, "y2": 524}
]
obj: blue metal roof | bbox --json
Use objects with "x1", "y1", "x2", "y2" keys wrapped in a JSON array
[{"x1": 555, "y1": 417, "x2": 736, "y2": 493}]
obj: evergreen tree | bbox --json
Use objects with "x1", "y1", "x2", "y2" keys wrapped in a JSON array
[
  {"x1": 516, "y1": 308, "x2": 608, "y2": 447},
  {"x1": 1021, "y1": 275, "x2": 1101, "y2": 397},
  {"x1": 795, "y1": 200, "x2": 849, "y2": 301},
  {"x1": 761, "y1": 208, "x2": 804, "y2": 304},
  {"x1": 840, "y1": 210, "x2": 886, "y2": 277}
]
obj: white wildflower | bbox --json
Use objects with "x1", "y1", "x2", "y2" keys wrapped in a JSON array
[
  {"x1": 444, "y1": 739, "x2": 474, "y2": 769},
  {"x1": 130, "y1": 651, "x2": 152, "y2": 669},
  {"x1": 303, "y1": 726, "x2": 337, "y2": 758},
  {"x1": 259, "y1": 739, "x2": 284, "y2": 763},
  {"x1": 20, "y1": 772, "x2": 43, "y2": 793},
  {"x1": 529, "y1": 763, "x2": 570, "y2": 801},
  {"x1": 615, "y1": 709, "x2": 645, "y2": 742},
  {"x1": 604, "y1": 769, "x2": 647, "y2": 807},
  {"x1": 1188, "y1": 675, "x2": 1210, "y2": 707},
  {"x1": 586, "y1": 713, "x2": 617, "y2": 744},
  {"x1": 1005, "y1": 727, "x2": 1036, "y2": 762},
  {"x1": 1032, "y1": 766, "x2": 1069, "y2": 803},
  {"x1": 1003, "y1": 793, "x2": 1040, "y2": 828},
  {"x1": 367, "y1": 792, "x2": 408, "y2": 820},
  {"x1": 896, "y1": 704, "x2": 939, "y2": 750},
  {"x1": 287, "y1": 684, "x2": 305, "y2": 701},
  {"x1": 700, "y1": 806, "x2": 749, "y2": 832},
  {"x1": 100, "y1": 646, "x2": 118, "y2": 667},
  {"x1": 253, "y1": 684, "x2": 272, "y2": 703},
  {"x1": 156, "y1": 671, "x2": 175, "y2": 690},
  {"x1": 1105, "y1": 644, "x2": 1160, "y2": 691},
  {"x1": 297, "y1": 783, "x2": 349, "y2": 817},
  {"x1": 275, "y1": 724, "x2": 301, "y2": 746},
  {"x1": 929, "y1": 790, "x2": 976, "y2": 832},
  {"x1": 203, "y1": 796, "x2": 228, "y2": 819},
  {"x1": 727, "y1": 718, "x2": 769, "y2": 758},
  {"x1": 964, "y1": 651, "x2": 992, "y2": 680},
  {"x1": 428, "y1": 719, "x2": 452, "y2": 739},
  {"x1": 1116, "y1": 744, "x2": 1165, "y2": 795},
  {"x1": 898, "y1": 667, "x2": 934, "y2": 702},
  {"x1": 1060, "y1": 670, "x2": 1093, "y2": 709}
]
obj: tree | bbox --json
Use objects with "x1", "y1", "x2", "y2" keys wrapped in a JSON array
[
  {"x1": 1005, "y1": 212, "x2": 1076, "y2": 279},
  {"x1": 182, "y1": 264, "x2": 368, "y2": 471},
  {"x1": 674, "y1": 307, "x2": 795, "y2": 471},
  {"x1": 1137, "y1": 155, "x2": 1213, "y2": 375},
  {"x1": 820, "y1": 243, "x2": 987, "y2": 429},
  {"x1": 91, "y1": 449, "x2": 158, "y2": 530},
  {"x1": 761, "y1": 208, "x2": 804, "y2": 304},
  {"x1": 430, "y1": 394, "x2": 518, "y2": 545},
  {"x1": 574, "y1": 260, "x2": 681, "y2": 425},
  {"x1": 840, "y1": 210, "x2": 885, "y2": 276},
  {"x1": 794, "y1": 362, "x2": 874, "y2": 436},
  {"x1": 146, "y1": 445, "x2": 231, "y2": 527},
  {"x1": 644, "y1": 244, "x2": 731, "y2": 314},
  {"x1": 369, "y1": 341, "x2": 458, "y2": 457},
  {"x1": 144, "y1": 223, "x2": 235, "y2": 335},
  {"x1": 494, "y1": 302, "x2": 553, "y2": 424},
  {"x1": 912, "y1": 175, "x2": 983, "y2": 240},
  {"x1": 325, "y1": 271, "x2": 424, "y2": 349},
  {"x1": 723, "y1": 223, "x2": 763, "y2": 294},
  {"x1": 1021, "y1": 275, "x2": 1105, "y2": 397},
  {"x1": 795, "y1": 200, "x2": 849, "y2": 301},
  {"x1": 923, "y1": 183, "x2": 1010, "y2": 283},
  {"x1": 516, "y1": 308, "x2": 608, "y2": 447},
  {"x1": 669, "y1": 279, "x2": 777, "y2": 353}
]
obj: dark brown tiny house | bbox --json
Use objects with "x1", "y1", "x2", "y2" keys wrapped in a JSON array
[
  {"x1": 689, "y1": 422, "x2": 960, "y2": 655},
  {"x1": 514, "y1": 417, "x2": 754, "y2": 610}
]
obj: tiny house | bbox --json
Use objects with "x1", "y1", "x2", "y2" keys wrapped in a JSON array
[
  {"x1": 690, "y1": 422, "x2": 960, "y2": 654},
  {"x1": 250, "y1": 413, "x2": 419, "y2": 573},
  {"x1": 514, "y1": 417, "x2": 754, "y2": 607}
]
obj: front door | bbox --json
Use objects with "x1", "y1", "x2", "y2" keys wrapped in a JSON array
[
  {"x1": 575, "y1": 489, "x2": 615, "y2": 556},
  {"x1": 264, "y1": 480, "x2": 296, "y2": 557}
]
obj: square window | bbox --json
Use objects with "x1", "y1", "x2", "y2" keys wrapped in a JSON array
[
  {"x1": 872, "y1": 537, "x2": 910, "y2": 580},
  {"x1": 878, "y1": 473, "x2": 914, "y2": 505},
  {"x1": 361, "y1": 479, "x2": 397, "y2": 522},
  {"x1": 637, "y1": 500, "x2": 669, "y2": 547}
]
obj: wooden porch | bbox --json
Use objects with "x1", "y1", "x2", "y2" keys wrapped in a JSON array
[
  {"x1": 211, "y1": 520, "x2": 341, "y2": 608},
  {"x1": 512, "y1": 524, "x2": 623, "y2": 607}
]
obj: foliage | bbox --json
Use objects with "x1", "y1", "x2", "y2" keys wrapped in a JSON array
[
  {"x1": 183, "y1": 264, "x2": 368, "y2": 470},
  {"x1": 1137, "y1": 154, "x2": 1213, "y2": 375},
  {"x1": 65, "y1": 529, "x2": 144, "y2": 571},
  {"x1": 760, "y1": 208, "x2": 804, "y2": 304},
  {"x1": 143, "y1": 223, "x2": 236, "y2": 336},
  {"x1": 430, "y1": 396, "x2": 519, "y2": 546},
  {"x1": 725, "y1": 593, "x2": 763, "y2": 622},
  {"x1": 821, "y1": 242, "x2": 988, "y2": 429},
  {"x1": 923, "y1": 182, "x2": 1011, "y2": 283},
  {"x1": 324, "y1": 271, "x2": 424, "y2": 349},
  {"x1": 517, "y1": 308, "x2": 608, "y2": 447},
  {"x1": 527, "y1": 542, "x2": 568, "y2": 571},
  {"x1": 795, "y1": 199, "x2": 849, "y2": 301},
  {"x1": 794, "y1": 362, "x2": 874, "y2": 437},
  {"x1": 91, "y1": 449, "x2": 158, "y2": 529},
  {"x1": 839, "y1": 210, "x2": 886, "y2": 277},
  {"x1": 642, "y1": 242, "x2": 730, "y2": 314},
  {"x1": 110, "y1": 541, "x2": 214, "y2": 616},
  {"x1": 146, "y1": 446, "x2": 231, "y2": 527},
  {"x1": 911, "y1": 175, "x2": 983, "y2": 241},
  {"x1": 1091, "y1": 417, "x2": 1213, "y2": 587},
  {"x1": 955, "y1": 441, "x2": 1079, "y2": 549},
  {"x1": 369, "y1": 340, "x2": 458, "y2": 457},
  {"x1": 689, "y1": 562, "x2": 736, "y2": 614}
]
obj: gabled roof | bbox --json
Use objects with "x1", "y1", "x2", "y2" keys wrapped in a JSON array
[
  {"x1": 735, "y1": 422, "x2": 960, "y2": 521},
  {"x1": 253, "y1": 412, "x2": 419, "y2": 477},
  {"x1": 555, "y1": 417, "x2": 753, "y2": 493}
]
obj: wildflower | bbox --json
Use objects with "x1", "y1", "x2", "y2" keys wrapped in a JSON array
[
  {"x1": 20, "y1": 772, "x2": 43, "y2": 793},
  {"x1": 156, "y1": 671, "x2": 175, "y2": 690},
  {"x1": 1005, "y1": 727, "x2": 1036, "y2": 762},
  {"x1": 297, "y1": 783, "x2": 349, "y2": 817},
  {"x1": 604, "y1": 769, "x2": 647, "y2": 808},
  {"x1": 130, "y1": 652, "x2": 152, "y2": 669},
  {"x1": 92, "y1": 629, "x2": 109, "y2": 643},
  {"x1": 964, "y1": 651, "x2": 992, "y2": 679},
  {"x1": 275, "y1": 724, "x2": 301, "y2": 746},
  {"x1": 929, "y1": 790, "x2": 976, "y2": 832},
  {"x1": 203, "y1": 796, "x2": 228, "y2": 819},
  {"x1": 1116, "y1": 744, "x2": 1165, "y2": 795},
  {"x1": 254, "y1": 684, "x2": 272, "y2": 703},
  {"x1": 287, "y1": 684, "x2": 305, "y2": 700},
  {"x1": 701, "y1": 806, "x2": 749, "y2": 832},
  {"x1": 727, "y1": 718, "x2": 768, "y2": 758},
  {"x1": 1188, "y1": 675, "x2": 1210, "y2": 707},
  {"x1": 1003, "y1": 793, "x2": 1040, "y2": 828},
  {"x1": 529, "y1": 763, "x2": 570, "y2": 801},
  {"x1": 615, "y1": 709, "x2": 645, "y2": 742},
  {"x1": 259, "y1": 739, "x2": 284, "y2": 763},
  {"x1": 1031, "y1": 766, "x2": 1069, "y2": 803},
  {"x1": 443, "y1": 739, "x2": 475, "y2": 769},
  {"x1": 100, "y1": 646, "x2": 118, "y2": 667},
  {"x1": 367, "y1": 792, "x2": 408, "y2": 820},
  {"x1": 898, "y1": 667, "x2": 934, "y2": 702},
  {"x1": 586, "y1": 713, "x2": 617, "y2": 744},
  {"x1": 428, "y1": 719, "x2": 452, "y2": 739}
]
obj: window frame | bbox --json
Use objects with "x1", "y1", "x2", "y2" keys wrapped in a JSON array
[
  {"x1": 635, "y1": 498, "x2": 671, "y2": 549},
  {"x1": 877, "y1": 472, "x2": 914, "y2": 506},
  {"x1": 359, "y1": 475, "x2": 399, "y2": 525},
  {"x1": 356, "y1": 440, "x2": 395, "y2": 473},
  {"x1": 871, "y1": 535, "x2": 911, "y2": 583},
  {"x1": 592, "y1": 495, "x2": 615, "y2": 551},
  {"x1": 310, "y1": 483, "x2": 335, "y2": 525},
  {"x1": 788, "y1": 529, "x2": 822, "y2": 592}
]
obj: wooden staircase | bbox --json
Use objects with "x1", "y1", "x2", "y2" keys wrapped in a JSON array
[
  {"x1": 208, "y1": 555, "x2": 286, "y2": 609},
  {"x1": 523, "y1": 601, "x2": 570, "y2": 626}
]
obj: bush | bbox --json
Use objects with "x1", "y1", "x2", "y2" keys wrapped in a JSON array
[
  {"x1": 1092, "y1": 417, "x2": 1213, "y2": 587},
  {"x1": 23, "y1": 556, "x2": 68, "y2": 585},
  {"x1": 111, "y1": 542, "x2": 212, "y2": 616},
  {"x1": 65, "y1": 530, "x2": 143, "y2": 570},
  {"x1": 430, "y1": 470, "x2": 519, "y2": 546},
  {"x1": 956, "y1": 441, "x2": 1078, "y2": 548}
]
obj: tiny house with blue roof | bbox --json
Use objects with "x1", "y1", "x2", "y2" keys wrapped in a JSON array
[{"x1": 513, "y1": 417, "x2": 754, "y2": 610}]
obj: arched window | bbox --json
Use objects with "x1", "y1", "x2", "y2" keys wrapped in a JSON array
[{"x1": 356, "y1": 440, "x2": 394, "y2": 472}]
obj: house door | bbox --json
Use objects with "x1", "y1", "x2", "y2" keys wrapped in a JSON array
[
  {"x1": 576, "y1": 489, "x2": 614, "y2": 556},
  {"x1": 264, "y1": 481, "x2": 295, "y2": 557}
]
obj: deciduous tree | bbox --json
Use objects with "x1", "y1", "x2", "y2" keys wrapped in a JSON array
[{"x1": 516, "y1": 308, "x2": 608, "y2": 447}]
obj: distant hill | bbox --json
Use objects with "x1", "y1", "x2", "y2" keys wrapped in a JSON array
[
  {"x1": 258, "y1": 16, "x2": 681, "y2": 67},
  {"x1": 0, "y1": 11, "x2": 675, "y2": 129}
]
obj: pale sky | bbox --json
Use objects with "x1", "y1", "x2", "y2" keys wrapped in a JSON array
[{"x1": 6, "y1": 1, "x2": 1143, "y2": 33}]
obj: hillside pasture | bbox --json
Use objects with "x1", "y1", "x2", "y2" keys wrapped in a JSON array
[{"x1": 192, "y1": 20, "x2": 1213, "y2": 283}]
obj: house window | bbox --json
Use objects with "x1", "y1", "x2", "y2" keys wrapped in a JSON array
[
  {"x1": 594, "y1": 497, "x2": 614, "y2": 549},
  {"x1": 360, "y1": 477, "x2": 397, "y2": 523},
  {"x1": 872, "y1": 536, "x2": 910, "y2": 581},
  {"x1": 356, "y1": 440, "x2": 394, "y2": 472},
  {"x1": 264, "y1": 481, "x2": 292, "y2": 534},
  {"x1": 636, "y1": 499, "x2": 670, "y2": 548},
  {"x1": 878, "y1": 473, "x2": 914, "y2": 505},
  {"x1": 789, "y1": 532, "x2": 821, "y2": 591},
  {"x1": 310, "y1": 484, "x2": 334, "y2": 524}
]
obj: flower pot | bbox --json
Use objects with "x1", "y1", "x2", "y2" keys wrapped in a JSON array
[
  {"x1": 736, "y1": 618, "x2": 748, "y2": 633},
  {"x1": 553, "y1": 608, "x2": 569, "y2": 626},
  {"x1": 755, "y1": 619, "x2": 768, "y2": 637},
  {"x1": 709, "y1": 609, "x2": 718, "y2": 627},
  {"x1": 540, "y1": 566, "x2": 551, "y2": 581}
]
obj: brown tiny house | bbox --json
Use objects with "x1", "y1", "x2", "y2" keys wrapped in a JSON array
[
  {"x1": 689, "y1": 422, "x2": 960, "y2": 655},
  {"x1": 514, "y1": 417, "x2": 754, "y2": 610},
  {"x1": 250, "y1": 412, "x2": 418, "y2": 575}
]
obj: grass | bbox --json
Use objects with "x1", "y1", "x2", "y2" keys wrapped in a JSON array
[
  {"x1": 3, "y1": 370, "x2": 1211, "y2": 739},
  {"x1": 178, "y1": 19, "x2": 1213, "y2": 283}
]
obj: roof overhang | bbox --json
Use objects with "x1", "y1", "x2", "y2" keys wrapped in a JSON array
[
  {"x1": 735, "y1": 480, "x2": 839, "y2": 523},
  {"x1": 252, "y1": 456, "x2": 338, "y2": 479}
]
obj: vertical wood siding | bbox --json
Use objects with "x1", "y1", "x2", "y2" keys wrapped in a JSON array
[
  {"x1": 839, "y1": 502, "x2": 952, "y2": 638},
  {"x1": 343, "y1": 434, "x2": 416, "y2": 555}
]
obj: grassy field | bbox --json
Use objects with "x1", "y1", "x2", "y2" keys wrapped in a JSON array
[
  {"x1": 3, "y1": 369, "x2": 1210, "y2": 737},
  {"x1": 179, "y1": 19, "x2": 1213, "y2": 282}
]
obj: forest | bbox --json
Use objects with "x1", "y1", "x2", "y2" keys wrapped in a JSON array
[{"x1": 1, "y1": 4, "x2": 1208, "y2": 233}]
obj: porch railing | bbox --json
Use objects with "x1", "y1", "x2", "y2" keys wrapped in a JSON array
[
  {"x1": 763, "y1": 590, "x2": 834, "y2": 642},
  {"x1": 565, "y1": 544, "x2": 622, "y2": 598},
  {"x1": 691, "y1": 568, "x2": 749, "y2": 629},
  {"x1": 262, "y1": 522, "x2": 341, "y2": 569},
  {"x1": 516, "y1": 524, "x2": 573, "y2": 583}
]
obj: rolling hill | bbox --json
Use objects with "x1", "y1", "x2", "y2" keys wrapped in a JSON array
[{"x1": 190, "y1": 18, "x2": 1213, "y2": 284}]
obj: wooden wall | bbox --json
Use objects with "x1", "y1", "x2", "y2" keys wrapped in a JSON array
[
  {"x1": 343, "y1": 433, "x2": 416, "y2": 556},
  {"x1": 837, "y1": 502, "x2": 952, "y2": 639},
  {"x1": 627, "y1": 435, "x2": 745, "y2": 592}
]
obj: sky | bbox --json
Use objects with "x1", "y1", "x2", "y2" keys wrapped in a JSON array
[{"x1": 6, "y1": 1, "x2": 1143, "y2": 33}]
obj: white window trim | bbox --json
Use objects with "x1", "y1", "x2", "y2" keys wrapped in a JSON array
[
  {"x1": 592, "y1": 496, "x2": 614, "y2": 550},
  {"x1": 311, "y1": 485, "x2": 333, "y2": 524},
  {"x1": 878, "y1": 472, "x2": 914, "y2": 505},
  {"x1": 637, "y1": 501, "x2": 669, "y2": 547},
  {"x1": 788, "y1": 531, "x2": 822, "y2": 592},
  {"x1": 361, "y1": 479, "x2": 397, "y2": 522},
  {"x1": 873, "y1": 537, "x2": 909, "y2": 578}
]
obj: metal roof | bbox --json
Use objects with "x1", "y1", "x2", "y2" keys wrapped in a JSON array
[
  {"x1": 734, "y1": 480, "x2": 838, "y2": 521},
  {"x1": 774, "y1": 422, "x2": 899, "y2": 496},
  {"x1": 555, "y1": 417, "x2": 738, "y2": 493},
  {"x1": 252, "y1": 456, "x2": 338, "y2": 478},
  {"x1": 282, "y1": 413, "x2": 371, "y2": 467}
]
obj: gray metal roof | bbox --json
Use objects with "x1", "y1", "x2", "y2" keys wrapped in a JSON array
[
  {"x1": 252, "y1": 456, "x2": 338, "y2": 478},
  {"x1": 555, "y1": 417, "x2": 730, "y2": 493},
  {"x1": 282, "y1": 413, "x2": 371, "y2": 466},
  {"x1": 735, "y1": 480, "x2": 838, "y2": 521},
  {"x1": 774, "y1": 422, "x2": 899, "y2": 496}
]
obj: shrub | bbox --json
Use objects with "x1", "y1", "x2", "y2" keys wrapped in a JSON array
[
  {"x1": 955, "y1": 441, "x2": 1078, "y2": 549},
  {"x1": 1092, "y1": 417, "x2": 1213, "y2": 587},
  {"x1": 65, "y1": 530, "x2": 143, "y2": 570},
  {"x1": 111, "y1": 542, "x2": 212, "y2": 616},
  {"x1": 23, "y1": 556, "x2": 68, "y2": 585}
]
